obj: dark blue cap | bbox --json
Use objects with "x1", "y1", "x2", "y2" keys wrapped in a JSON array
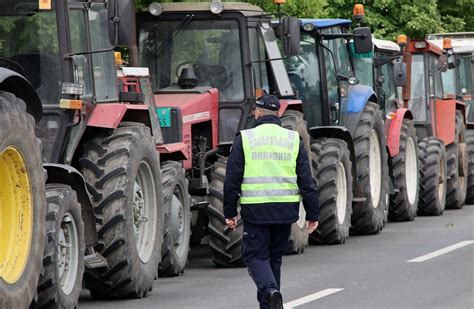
[{"x1": 255, "y1": 94, "x2": 280, "y2": 111}]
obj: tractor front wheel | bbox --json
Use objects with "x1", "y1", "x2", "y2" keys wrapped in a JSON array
[
  {"x1": 466, "y1": 131, "x2": 474, "y2": 204},
  {"x1": 417, "y1": 137, "x2": 447, "y2": 216},
  {"x1": 309, "y1": 138, "x2": 352, "y2": 245},
  {"x1": 80, "y1": 123, "x2": 164, "y2": 298},
  {"x1": 445, "y1": 111, "x2": 467, "y2": 209},
  {"x1": 208, "y1": 158, "x2": 245, "y2": 267},
  {"x1": 351, "y1": 102, "x2": 389, "y2": 234},
  {"x1": 159, "y1": 161, "x2": 191, "y2": 277},
  {"x1": 35, "y1": 185, "x2": 84, "y2": 308},
  {"x1": 281, "y1": 110, "x2": 310, "y2": 254},
  {"x1": 388, "y1": 119, "x2": 419, "y2": 221}
]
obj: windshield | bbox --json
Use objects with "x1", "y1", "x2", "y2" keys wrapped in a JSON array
[
  {"x1": 0, "y1": 9, "x2": 61, "y2": 105},
  {"x1": 138, "y1": 19, "x2": 244, "y2": 102},
  {"x1": 409, "y1": 54, "x2": 427, "y2": 122},
  {"x1": 442, "y1": 66, "x2": 457, "y2": 97},
  {"x1": 283, "y1": 33, "x2": 323, "y2": 127},
  {"x1": 353, "y1": 57, "x2": 374, "y2": 88}
]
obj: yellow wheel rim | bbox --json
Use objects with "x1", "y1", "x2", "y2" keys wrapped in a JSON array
[{"x1": 0, "y1": 146, "x2": 33, "y2": 284}]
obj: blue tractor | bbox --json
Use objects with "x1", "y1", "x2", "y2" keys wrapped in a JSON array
[{"x1": 277, "y1": 19, "x2": 390, "y2": 244}]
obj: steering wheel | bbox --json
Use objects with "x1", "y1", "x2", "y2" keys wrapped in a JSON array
[{"x1": 175, "y1": 61, "x2": 232, "y2": 90}]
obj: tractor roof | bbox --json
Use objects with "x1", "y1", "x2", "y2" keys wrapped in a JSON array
[
  {"x1": 373, "y1": 38, "x2": 400, "y2": 53},
  {"x1": 407, "y1": 39, "x2": 443, "y2": 56},
  {"x1": 426, "y1": 33, "x2": 474, "y2": 54},
  {"x1": 151, "y1": 2, "x2": 264, "y2": 17},
  {"x1": 300, "y1": 19, "x2": 352, "y2": 29}
]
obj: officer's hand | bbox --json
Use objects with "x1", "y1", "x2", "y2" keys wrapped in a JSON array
[
  {"x1": 226, "y1": 217, "x2": 239, "y2": 230},
  {"x1": 307, "y1": 221, "x2": 318, "y2": 234}
]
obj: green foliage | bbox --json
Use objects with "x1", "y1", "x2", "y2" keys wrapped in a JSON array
[{"x1": 134, "y1": 0, "x2": 471, "y2": 40}]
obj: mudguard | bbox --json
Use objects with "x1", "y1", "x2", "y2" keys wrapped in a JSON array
[
  {"x1": 435, "y1": 99, "x2": 465, "y2": 146},
  {"x1": 345, "y1": 84, "x2": 376, "y2": 114},
  {"x1": 43, "y1": 163, "x2": 97, "y2": 247},
  {"x1": 386, "y1": 108, "x2": 413, "y2": 157},
  {"x1": 341, "y1": 84, "x2": 377, "y2": 135},
  {"x1": 0, "y1": 68, "x2": 42, "y2": 122},
  {"x1": 86, "y1": 103, "x2": 151, "y2": 129}
]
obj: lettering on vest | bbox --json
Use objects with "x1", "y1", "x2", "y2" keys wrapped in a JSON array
[
  {"x1": 248, "y1": 136, "x2": 294, "y2": 151},
  {"x1": 251, "y1": 151, "x2": 292, "y2": 161}
]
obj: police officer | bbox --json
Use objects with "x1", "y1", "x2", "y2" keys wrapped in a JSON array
[{"x1": 224, "y1": 94, "x2": 320, "y2": 309}]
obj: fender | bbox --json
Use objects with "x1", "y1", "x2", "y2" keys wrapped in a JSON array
[
  {"x1": 386, "y1": 108, "x2": 414, "y2": 157},
  {"x1": 86, "y1": 103, "x2": 151, "y2": 129},
  {"x1": 345, "y1": 84, "x2": 377, "y2": 114},
  {"x1": 435, "y1": 99, "x2": 465, "y2": 146},
  {"x1": 308, "y1": 126, "x2": 365, "y2": 200},
  {"x1": 43, "y1": 163, "x2": 97, "y2": 247},
  {"x1": 279, "y1": 99, "x2": 303, "y2": 116},
  {"x1": 0, "y1": 68, "x2": 42, "y2": 122}
]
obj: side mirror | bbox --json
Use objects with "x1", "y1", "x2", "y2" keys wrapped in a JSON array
[
  {"x1": 108, "y1": 0, "x2": 135, "y2": 48},
  {"x1": 439, "y1": 55, "x2": 448, "y2": 72},
  {"x1": 353, "y1": 27, "x2": 373, "y2": 54},
  {"x1": 393, "y1": 59, "x2": 406, "y2": 87},
  {"x1": 281, "y1": 16, "x2": 300, "y2": 57}
]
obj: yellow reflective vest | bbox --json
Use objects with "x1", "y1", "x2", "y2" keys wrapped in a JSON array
[{"x1": 240, "y1": 123, "x2": 301, "y2": 204}]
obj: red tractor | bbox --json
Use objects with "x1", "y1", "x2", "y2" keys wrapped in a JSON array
[
  {"x1": 401, "y1": 38, "x2": 467, "y2": 215},
  {"x1": 135, "y1": 2, "x2": 307, "y2": 267}
]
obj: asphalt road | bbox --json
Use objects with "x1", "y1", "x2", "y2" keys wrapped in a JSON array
[{"x1": 80, "y1": 206, "x2": 474, "y2": 309}]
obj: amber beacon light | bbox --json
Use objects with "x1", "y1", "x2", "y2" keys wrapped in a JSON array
[
  {"x1": 353, "y1": 4, "x2": 365, "y2": 22},
  {"x1": 443, "y1": 37, "x2": 453, "y2": 50},
  {"x1": 397, "y1": 34, "x2": 408, "y2": 47}
]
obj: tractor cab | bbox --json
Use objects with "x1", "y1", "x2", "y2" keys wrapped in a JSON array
[
  {"x1": 352, "y1": 37, "x2": 405, "y2": 116},
  {"x1": 136, "y1": 2, "x2": 300, "y2": 145},
  {"x1": 401, "y1": 40, "x2": 448, "y2": 139},
  {"x1": 286, "y1": 19, "x2": 375, "y2": 132}
]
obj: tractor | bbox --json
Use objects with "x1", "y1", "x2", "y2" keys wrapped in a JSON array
[
  {"x1": 1, "y1": 0, "x2": 168, "y2": 307},
  {"x1": 351, "y1": 35, "x2": 420, "y2": 222},
  {"x1": 400, "y1": 38, "x2": 467, "y2": 215},
  {"x1": 0, "y1": 4, "x2": 46, "y2": 305},
  {"x1": 427, "y1": 33, "x2": 474, "y2": 204},
  {"x1": 135, "y1": 1, "x2": 308, "y2": 267},
  {"x1": 279, "y1": 16, "x2": 390, "y2": 245}
]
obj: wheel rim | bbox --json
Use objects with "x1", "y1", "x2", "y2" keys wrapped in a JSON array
[
  {"x1": 369, "y1": 129, "x2": 382, "y2": 207},
  {"x1": 170, "y1": 184, "x2": 187, "y2": 258},
  {"x1": 0, "y1": 146, "x2": 33, "y2": 284},
  {"x1": 437, "y1": 157, "x2": 446, "y2": 201},
  {"x1": 336, "y1": 162, "x2": 348, "y2": 225},
  {"x1": 405, "y1": 137, "x2": 418, "y2": 205},
  {"x1": 133, "y1": 161, "x2": 157, "y2": 263},
  {"x1": 58, "y1": 212, "x2": 79, "y2": 295}
]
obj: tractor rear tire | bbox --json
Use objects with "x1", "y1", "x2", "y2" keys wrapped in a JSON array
[
  {"x1": 445, "y1": 111, "x2": 467, "y2": 209},
  {"x1": 281, "y1": 110, "x2": 310, "y2": 254},
  {"x1": 80, "y1": 123, "x2": 164, "y2": 298},
  {"x1": 208, "y1": 158, "x2": 245, "y2": 267},
  {"x1": 0, "y1": 91, "x2": 45, "y2": 308},
  {"x1": 417, "y1": 137, "x2": 447, "y2": 216},
  {"x1": 466, "y1": 131, "x2": 474, "y2": 204},
  {"x1": 36, "y1": 185, "x2": 84, "y2": 309},
  {"x1": 351, "y1": 102, "x2": 389, "y2": 234},
  {"x1": 388, "y1": 119, "x2": 419, "y2": 221},
  {"x1": 159, "y1": 161, "x2": 191, "y2": 277},
  {"x1": 309, "y1": 138, "x2": 352, "y2": 245}
]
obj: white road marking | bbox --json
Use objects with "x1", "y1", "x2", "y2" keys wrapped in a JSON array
[
  {"x1": 283, "y1": 288, "x2": 344, "y2": 308},
  {"x1": 407, "y1": 240, "x2": 474, "y2": 263}
]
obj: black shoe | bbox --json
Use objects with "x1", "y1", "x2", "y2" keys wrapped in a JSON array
[{"x1": 264, "y1": 289, "x2": 283, "y2": 309}]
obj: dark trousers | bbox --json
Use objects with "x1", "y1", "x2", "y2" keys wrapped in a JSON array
[{"x1": 242, "y1": 222, "x2": 292, "y2": 309}]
